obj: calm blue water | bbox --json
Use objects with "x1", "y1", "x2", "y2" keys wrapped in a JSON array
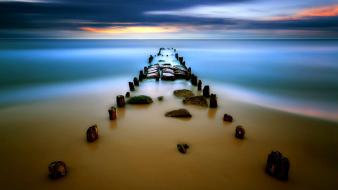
[{"x1": 0, "y1": 39, "x2": 337, "y2": 121}]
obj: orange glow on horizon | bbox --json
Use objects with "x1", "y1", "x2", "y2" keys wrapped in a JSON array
[
  {"x1": 80, "y1": 26, "x2": 180, "y2": 34},
  {"x1": 270, "y1": 5, "x2": 338, "y2": 21}
]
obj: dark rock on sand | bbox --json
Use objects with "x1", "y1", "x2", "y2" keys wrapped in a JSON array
[
  {"x1": 209, "y1": 94, "x2": 218, "y2": 108},
  {"x1": 183, "y1": 96, "x2": 208, "y2": 107},
  {"x1": 87, "y1": 124, "x2": 99, "y2": 142},
  {"x1": 266, "y1": 151, "x2": 290, "y2": 180},
  {"x1": 127, "y1": 95, "x2": 153, "y2": 104},
  {"x1": 223, "y1": 114, "x2": 233, "y2": 122},
  {"x1": 108, "y1": 106, "x2": 117, "y2": 120},
  {"x1": 177, "y1": 144, "x2": 190, "y2": 154},
  {"x1": 174, "y1": 89, "x2": 194, "y2": 98},
  {"x1": 235, "y1": 125, "x2": 245, "y2": 139},
  {"x1": 203, "y1": 85, "x2": 210, "y2": 97},
  {"x1": 116, "y1": 95, "x2": 125, "y2": 107},
  {"x1": 48, "y1": 161, "x2": 67, "y2": 179},
  {"x1": 129, "y1": 82, "x2": 135, "y2": 91},
  {"x1": 165, "y1": 109, "x2": 192, "y2": 118}
]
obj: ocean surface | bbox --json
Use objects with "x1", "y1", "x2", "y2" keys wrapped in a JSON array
[{"x1": 0, "y1": 39, "x2": 337, "y2": 121}]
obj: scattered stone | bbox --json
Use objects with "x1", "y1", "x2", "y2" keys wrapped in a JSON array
[
  {"x1": 165, "y1": 108, "x2": 192, "y2": 118},
  {"x1": 209, "y1": 94, "x2": 218, "y2": 108},
  {"x1": 133, "y1": 77, "x2": 139, "y2": 86},
  {"x1": 223, "y1": 114, "x2": 233, "y2": 122},
  {"x1": 203, "y1": 85, "x2": 210, "y2": 97},
  {"x1": 127, "y1": 95, "x2": 153, "y2": 104},
  {"x1": 48, "y1": 161, "x2": 67, "y2": 179},
  {"x1": 173, "y1": 89, "x2": 194, "y2": 98},
  {"x1": 116, "y1": 95, "x2": 125, "y2": 107},
  {"x1": 266, "y1": 151, "x2": 290, "y2": 180},
  {"x1": 157, "y1": 96, "x2": 164, "y2": 101},
  {"x1": 128, "y1": 82, "x2": 135, "y2": 91},
  {"x1": 177, "y1": 144, "x2": 190, "y2": 154},
  {"x1": 235, "y1": 125, "x2": 245, "y2": 139},
  {"x1": 87, "y1": 124, "x2": 99, "y2": 142},
  {"x1": 108, "y1": 106, "x2": 117, "y2": 120},
  {"x1": 183, "y1": 96, "x2": 208, "y2": 107},
  {"x1": 125, "y1": 92, "x2": 130, "y2": 98},
  {"x1": 198, "y1": 80, "x2": 202, "y2": 91}
]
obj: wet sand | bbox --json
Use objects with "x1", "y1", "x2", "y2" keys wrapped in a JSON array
[{"x1": 0, "y1": 78, "x2": 337, "y2": 190}]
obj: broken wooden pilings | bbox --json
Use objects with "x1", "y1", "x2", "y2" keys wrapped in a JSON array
[
  {"x1": 198, "y1": 80, "x2": 202, "y2": 91},
  {"x1": 133, "y1": 77, "x2": 139, "y2": 86},
  {"x1": 178, "y1": 56, "x2": 184, "y2": 64},
  {"x1": 116, "y1": 95, "x2": 125, "y2": 107},
  {"x1": 48, "y1": 161, "x2": 67, "y2": 179},
  {"x1": 129, "y1": 82, "x2": 135, "y2": 91},
  {"x1": 209, "y1": 94, "x2": 217, "y2": 108},
  {"x1": 143, "y1": 66, "x2": 148, "y2": 73},
  {"x1": 86, "y1": 124, "x2": 99, "y2": 142},
  {"x1": 125, "y1": 92, "x2": 130, "y2": 98},
  {"x1": 191, "y1": 74, "x2": 198, "y2": 86},
  {"x1": 148, "y1": 55, "x2": 153, "y2": 63},
  {"x1": 139, "y1": 70, "x2": 144, "y2": 81},
  {"x1": 203, "y1": 85, "x2": 210, "y2": 97},
  {"x1": 108, "y1": 106, "x2": 117, "y2": 120}
]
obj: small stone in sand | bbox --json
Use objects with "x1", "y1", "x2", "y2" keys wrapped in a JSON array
[
  {"x1": 177, "y1": 144, "x2": 190, "y2": 154},
  {"x1": 165, "y1": 109, "x2": 192, "y2": 118},
  {"x1": 48, "y1": 161, "x2": 67, "y2": 179}
]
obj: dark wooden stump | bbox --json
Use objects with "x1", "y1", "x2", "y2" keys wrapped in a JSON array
[
  {"x1": 191, "y1": 74, "x2": 197, "y2": 86},
  {"x1": 223, "y1": 114, "x2": 233, "y2": 122},
  {"x1": 139, "y1": 70, "x2": 144, "y2": 81},
  {"x1": 128, "y1": 82, "x2": 135, "y2": 91},
  {"x1": 133, "y1": 77, "x2": 139, "y2": 86},
  {"x1": 48, "y1": 161, "x2": 67, "y2": 179},
  {"x1": 108, "y1": 106, "x2": 117, "y2": 120},
  {"x1": 197, "y1": 80, "x2": 202, "y2": 91},
  {"x1": 209, "y1": 94, "x2": 217, "y2": 108},
  {"x1": 177, "y1": 144, "x2": 190, "y2": 154},
  {"x1": 86, "y1": 124, "x2": 99, "y2": 142},
  {"x1": 235, "y1": 125, "x2": 245, "y2": 139},
  {"x1": 203, "y1": 85, "x2": 210, "y2": 97},
  {"x1": 148, "y1": 55, "x2": 153, "y2": 63},
  {"x1": 116, "y1": 95, "x2": 125, "y2": 107},
  {"x1": 266, "y1": 151, "x2": 290, "y2": 180}
]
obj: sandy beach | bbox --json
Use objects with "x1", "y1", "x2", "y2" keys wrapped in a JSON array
[{"x1": 0, "y1": 77, "x2": 337, "y2": 190}]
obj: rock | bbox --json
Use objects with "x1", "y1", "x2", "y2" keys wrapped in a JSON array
[
  {"x1": 128, "y1": 82, "x2": 135, "y2": 91},
  {"x1": 209, "y1": 94, "x2": 218, "y2": 108},
  {"x1": 173, "y1": 89, "x2": 194, "y2": 98},
  {"x1": 177, "y1": 144, "x2": 190, "y2": 154},
  {"x1": 223, "y1": 114, "x2": 233, "y2": 122},
  {"x1": 198, "y1": 80, "x2": 202, "y2": 91},
  {"x1": 48, "y1": 161, "x2": 67, "y2": 179},
  {"x1": 157, "y1": 96, "x2": 164, "y2": 101},
  {"x1": 127, "y1": 95, "x2": 153, "y2": 104},
  {"x1": 125, "y1": 92, "x2": 130, "y2": 98},
  {"x1": 108, "y1": 106, "x2": 117, "y2": 120},
  {"x1": 183, "y1": 96, "x2": 208, "y2": 107},
  {"x1": 86, "y1": 124, "x2": 99, "y2": 142},
  {"x1": 116, "y1": 95, "x2": 125, "y2": 107},
  {"x1": 165, "y1": 108, "x2": 192, "y2": 118},
  {"x1": 191, "y1": 74, "x2": 198, "y2": 86},
  {"x1": 235, "y1": 125, "x2": 245, "y2": 139},
  {"x1": 203, "y1": 85, "x2": 210, "y2": 97},
  {"x1": 266, "y1": 151, "x2": 290, "y2": 180},
  {"x1": 133, "y1": 77, "x2": 139, "y2": 86}
]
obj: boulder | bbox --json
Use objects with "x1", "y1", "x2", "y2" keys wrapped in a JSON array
[
  {"x1": 127, "y1": 95, "x2": 153, "y2": 104},
  {"x1": 128, "y1": 82, "x2": 135, "y2": 91},
  {"x1": 177, "y1": 144, "x2": 190, "y2": 154},
  {"x1": 108, "y1": 106, "x2": 117, "y2": 120},
  {"x1": 266, "y1": 151, "x2": 290, "y2": 180},
  {"x1": 165, "y1": 108, "x2": 192, "y2": 118},
  {"x1": 235, "y1": 125, "x2": 245, "y2": 139},
  {"x1": 173, "y1": 89, "x2": 194, "y2": 98},
  {"x1": 87, "y1": 124, "x2": 99, "y2": 142},
  {"x1": 139, "y1": 70, "x2": 144, "y2": 81},
  {"x1": 183, "y1": 96, "x2": 208, "y2": 107},
  {"x1": 203, "y1": 85, "x2": 210, "y2": 97},
  {"x1": 116, "y1": 95, "x2": 125, "y2": 107},
  {"x1": 48, "y1": 161, "x2": 67, "y2": 179},
  {"x1": 223, "y1": 114, "x2": 233, "y2": 122},
  {"x1": 209, "y1": 94, "x2": 218, "y2": 108}
]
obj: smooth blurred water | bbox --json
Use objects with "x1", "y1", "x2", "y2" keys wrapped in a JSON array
[{"x1": 0, "y1": 39, "x2": 337, "y2": 121}]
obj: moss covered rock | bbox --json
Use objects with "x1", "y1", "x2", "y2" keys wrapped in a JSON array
[{"x1": 127, "y1": 95, "x2": 153, "y2": 104}]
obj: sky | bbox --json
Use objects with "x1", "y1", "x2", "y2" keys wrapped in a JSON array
[{"x1": 0, "y1": 0, "x2": 337, "y2": 39}]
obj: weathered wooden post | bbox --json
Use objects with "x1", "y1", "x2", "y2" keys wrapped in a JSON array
[
  {"x1": 235, "y1": 125, "x2": 245, "y2": 139},
  {"x1": 198, "y1": 80, "x2": 202, "y2": 91},
  {"x1": 265, "y1": 151, "x2": 290, "y2": 180},
  {"x1": 203, "y1": 85, "x2": 210, "y2": 97},
  {"x1": 133, "y1": 77, "x2": 139, "y2": 86},
  {"x1": 108, "y1": 106, "x2": 117, "y2": 120},
  {"x1": 139, "y1": 70, "x2": 144, "y2": 81},
  {"x1": 128, "y1": 82, "x2": 135, "y2": 91},
  {"x1": 116, "y1": 95, "x2": 125, "y2": 107},
  {"x1": 148, "y1": 55, "x2": 153, "y2": 63},
  {"x1": 191, "y1": 74, "x2": 197, "y2": 86},
  {"x1": 144, "y1": 66, "x2": 148, "y2": 73},
  {"x1": 86, "y1": 124, "x2": 99, "y2": 142},
  {"x1": 125, "y1": 92, "x2": 130, "y2": 98},
  {"x1": 48, "y1": 161, "x2": 67, "y2": 179},
  {"x1": 209, "y1": 94, "x2": 217, "y2": 108}
]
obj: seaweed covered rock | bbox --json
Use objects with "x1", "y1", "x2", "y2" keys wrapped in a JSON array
[
  {"x1": 127, "y1": 95, "x2": 153, "y2": 104},
  {"x1": 87, "y1": 124, "x2": 99, "y2": 142},
  {"x1": 48, "y1": 161, "x2": 67, "y2": 179},
  {"x1": 183, "y1": 96, "x2": 208, "y2": 107},
  {"x1": 177, "y1": 144, "x2": 190, "y2": 154},
  {"x1": 235, "y1": 125, "x2": 245, "y2": 139},
  {"x1": 165, "y1": 109, "x2": 192, "y2": 118},
  {"x1": 173, "y1": 89, "x2": 194, "y2": 98},
  {"x1": 266, "y1": 151, "x2": 290, "y2": 180}
]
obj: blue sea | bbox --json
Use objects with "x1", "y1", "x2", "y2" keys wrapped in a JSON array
[{"x1": 0, "y1": 39, "x2": 337, "y2": 121}]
